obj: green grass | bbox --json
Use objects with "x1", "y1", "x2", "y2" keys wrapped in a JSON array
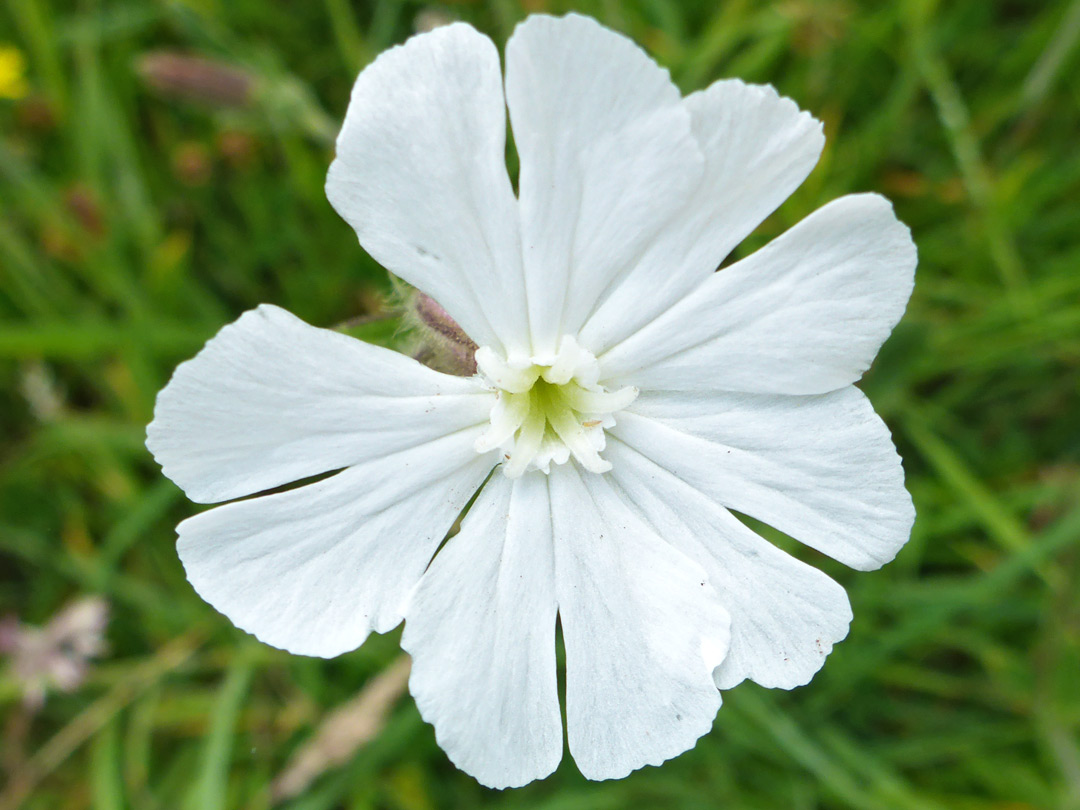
[{"x1": 1, "y1": 0, "x2": 1079, "y2": 807}]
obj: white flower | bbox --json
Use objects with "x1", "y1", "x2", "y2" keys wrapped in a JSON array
[{"x1": 146, "y1": 13, "x2": 916, "y2": 788}]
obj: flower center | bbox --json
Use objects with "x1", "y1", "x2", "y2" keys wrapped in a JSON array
[{"x1": 474, "y1": 336, "x2": 637, "y2": 478}]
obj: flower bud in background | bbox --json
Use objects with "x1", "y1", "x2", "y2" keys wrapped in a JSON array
[
  {"x1": 172, "y1": 141, "x2": 213, "y2": 187},
  {"x1": 216, "y1": 129, "x2": 259, "y2": 170},
  {"x1": 15, "y1": 94, "x2": 58, "y2": 133},
  {"x1": 0, "y1": 597, "x2": 109, "y2": 710},
  {"x1": 407, "y1": 291, "x2": 478, "y2": 376},
  {"x1": 414, "y1": 8, "x2": 455, "y2": 33},
  {"x1": 64, "y1": 185, "x2": 106, "y2": 237},
  {"x1": 136, "y1": 52, "x2": 255, "y2": 108},
  {"x1": 135, "y1": 50, "x2": 338, "y2": 146}
]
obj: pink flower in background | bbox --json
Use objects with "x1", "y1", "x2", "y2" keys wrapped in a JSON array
[
  {"x1": 0, "y1": 597, "x2": 109, "y2": 709},
  {"x1": 148, "y1": 14, "x2": 916, "y2": 788}
]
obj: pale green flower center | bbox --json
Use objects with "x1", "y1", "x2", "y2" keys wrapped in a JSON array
[{"x1": 474, "y1": 337, "x2": 637, "y2": 478}]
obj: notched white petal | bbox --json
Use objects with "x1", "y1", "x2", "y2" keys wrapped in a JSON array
[
  {"x1": 505, "y1": 13, "x2": 705, "y2": 355},
  {"x1": 581, "y1": 78, "x2": 826, "y2": 354},
  {"x1": 326, "y1": 22, "x2": 529, "y2": 354},
  {"x1": 616, "y1": 387, "x2": 915, "y2": 571},
  {"x1": 177, "y1": 429, "x2": 494, "y2": 658},
  {"x1": 147, "y1": 304, "x2": 493, "y2": 504},
  {"x1": 549, "y1": 464, "x2": 730, "y2": 781},
  {"x1": 601, "y1": 194, "x2": 917, "y2": 395},
  {"x1": 607, "y1": 440, "x2": 853, "y2": 690},
  {"x1": 403, "y1": 474, "x2": 562, "y2": 789}
]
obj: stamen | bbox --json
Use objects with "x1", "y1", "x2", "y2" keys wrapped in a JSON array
[
  {"x1": 474, "y1": 391, "x2": 530, "y2": 453},
  {"x1": 503, "y1": 404, "x2": 546, "y2": 478},
  {"x1": 475, "y1": 346, "x2": 541, "y2": 394},
  {"x1": 560, "y1": 382, "x2": 638, "y2": 415},
  {"x1": 540, "y1": 335, "x2": 588, "y2": 385},
  {"x1": 545, "y1": 389, "x2": 612, "y2": 474}
]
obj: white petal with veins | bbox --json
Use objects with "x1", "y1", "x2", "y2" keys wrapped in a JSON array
[
  {"x1": 177, "y1": 429, "x2": 495, "y2": 658},
  {"x1": 607, "y1": 441, "x2": 853, "y2": 689},
  {"x1": 403, "y1": 473, "x2": 561, "y2": 789},
  {"x1": 549, "y1": 464, "x2": 730, "y2": 780},
  {"x1": 614, "y1": 387, "x2": 914, "y2": 571},
  {"x1": 327, "y1": 23, "x2": 528, "y2": 355},
  {"x1": 581, "y1": 79, "x2": 825, "y2": 354},
  {"x1": 600, "y1": 194, "x2": 917, "y2": 395},
  {"x1": 505, "y1": 14, "x2": 704, "y2": 355},
  {"x1": 147, "y1": 305, "x2": 493, "y2": 504}
]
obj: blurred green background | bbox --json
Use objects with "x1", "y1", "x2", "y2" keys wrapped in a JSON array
[{"x1": 1, "y1": 0, "x2": 1079, "y2": 807}]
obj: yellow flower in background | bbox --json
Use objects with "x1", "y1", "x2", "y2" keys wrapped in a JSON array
[{"x1": 0, "y1": 45, "x2": 30, "y2": 100}]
